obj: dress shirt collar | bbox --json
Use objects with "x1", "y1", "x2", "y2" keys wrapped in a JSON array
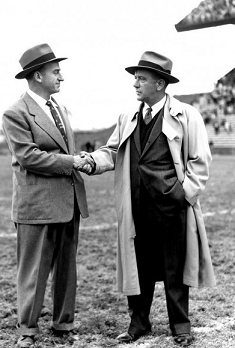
[
  {"x1": 27, "y1": 89, "x2": 59, "y2": 119},
  {"x1": 143, "y1": 94, "x2": 166, "y2": 118},
  {"x1": 27, "y1": 89, "x2": 48, "y2": 109}
]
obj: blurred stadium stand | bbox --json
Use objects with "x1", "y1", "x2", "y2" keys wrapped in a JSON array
[
  {"x1": 175, "y1": 67, "x2": 235, "y2": 154},
  {"x1": 206, "y1": 115, "x2": 235, "y2": 154},
  {"x1": 174, "y1": 0, "x2": 235, "y2": 154}
]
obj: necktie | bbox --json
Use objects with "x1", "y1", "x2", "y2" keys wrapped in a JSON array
[
  {"x1": 144, "y1": 107, "x2": 152, "y2": 125},
  {"x1": 46, "y1": 100, "x2": 69, "y2": 149}
]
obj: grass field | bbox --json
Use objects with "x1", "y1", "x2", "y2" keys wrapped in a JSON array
[{"x1": 0, "y1": 154, "x2": 235, "y2": 347}]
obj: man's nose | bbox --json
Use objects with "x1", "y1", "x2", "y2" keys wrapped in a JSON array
[
  {"x1": 58, "y1": 73, "x2": 64, "y2": 81},
  {"x1": 133, "y1": 80, "x2": 139, "y2": 88}
]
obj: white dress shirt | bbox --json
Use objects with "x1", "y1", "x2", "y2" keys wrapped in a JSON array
[
  {"x1": 142, "y1": 95, "x2": 166, "y2": 120},
  {"x1": 27, "y1": 89, "x2": 65, "y2": 128}
]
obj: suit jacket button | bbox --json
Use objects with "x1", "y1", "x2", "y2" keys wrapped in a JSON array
[{"x1": 71, "y1": 182, "x2": 74, "y2": 186}]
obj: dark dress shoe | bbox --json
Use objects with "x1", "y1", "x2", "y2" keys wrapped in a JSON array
[
  {"x1": 173, "y1": 333, "x2": 194, "y2": 346},
  {"x1": 116, "y1": 332, "x2": 135, "y2": 343},
  {"x1": 51, "y1": 327, "x2": 79, "y2": 341},
  {"x1": 117, "y1": 327, "x2": 151, "y2": 343}
]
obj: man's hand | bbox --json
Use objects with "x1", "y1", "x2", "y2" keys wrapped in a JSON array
[
  {"x1": 80, "y1": 151, "x2": 93, "y2": 159},
  {"x1": 73, "y1": 153, "x2": 95, "y2": 174}
]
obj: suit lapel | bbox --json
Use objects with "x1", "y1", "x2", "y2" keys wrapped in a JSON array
[
  {"x1": 23, "y1": 93, "x2": 69, "y2": 153},
  {"x1": 141, "y1": 107, "x2": 164, "y2": 157},
  {"x1": 52, "y1": 98, "x2": 74, "y2": 154}
]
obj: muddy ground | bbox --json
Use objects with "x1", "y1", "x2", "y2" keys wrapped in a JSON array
[{"x1": 0, "y1": 154, "x2": 235, "y2": 347}]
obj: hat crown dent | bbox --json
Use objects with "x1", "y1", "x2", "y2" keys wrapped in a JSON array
[
  {"x1": 140, "y1": 51, "x2": 173, "y2": 73},
  {"x1": 19, "y1": 43, "x2": 53, "y2": 69}
]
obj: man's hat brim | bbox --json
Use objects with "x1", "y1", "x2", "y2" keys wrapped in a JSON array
[
  {"x1": 15, "y1": 57, "x2": 67, "y2": 79},
  {"x1": 125, "y1": 65, "x2": 179, "y2": 84}
]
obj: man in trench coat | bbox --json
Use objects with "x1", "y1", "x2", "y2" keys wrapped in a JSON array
[
  {"x1": 79, "y1": 51, "x2": 216, "y2": 347},
  {"x1": 2, "y1": 43, "x2": 93, "y2": 348}
]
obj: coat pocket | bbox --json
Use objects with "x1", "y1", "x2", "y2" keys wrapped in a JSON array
[{"x1": 17, "y1": 184, "x2": 52, "y2": 220}]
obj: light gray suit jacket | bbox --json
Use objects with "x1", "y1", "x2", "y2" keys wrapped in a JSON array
[{"x1": 2, "y1": 92, "x2": 88, "y2": 224}]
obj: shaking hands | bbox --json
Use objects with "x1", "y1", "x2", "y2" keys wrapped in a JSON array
[{"x1": 73, "y1": 151, "x2": 96, "y2": 175}]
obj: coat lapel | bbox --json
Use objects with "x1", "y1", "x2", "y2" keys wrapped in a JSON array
[
  {"x1": 23, "y1": 93, "x2": 69, "y2": 153},
  {"x1": 119, "y1": 111, "x2": 139, "y2": 148},
  {"x1": 119, "y1": 96, "x2": 183, "y2": 157},
  {"x1": 133, "y1": 113, "x2": 141, "y2": 155},
  {"x1": 126, "y1": 104, "x2": 144, "y2": 155}
]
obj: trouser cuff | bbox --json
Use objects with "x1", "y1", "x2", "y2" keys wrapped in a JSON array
[
  {"x1": 52, "y1": 322, "x2": 74, "y2": 331},
  {"x1": 171, "y1": 322, "x2": 191, "y2": 336},
  {"x1": 17, "y1": 325, "x2": 39, "y2": 336}
]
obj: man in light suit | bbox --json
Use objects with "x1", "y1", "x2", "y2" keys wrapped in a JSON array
[
  {"x1": 79, "y1": 51, "x2": 216, "y2": 346},
  {"x1": 2, "y1": 43, "x2": 93, "y2": 348}
]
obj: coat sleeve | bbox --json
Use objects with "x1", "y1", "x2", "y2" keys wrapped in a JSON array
[
  {"x1": 2, "y1": 108, "x2": 74, "y2": 176},
  {"x1": 91, "y1": 114, "x2": 125, "y2": 174},
  {"x1": 182, "y1": 105, "x2": 212, "y2": 206}
]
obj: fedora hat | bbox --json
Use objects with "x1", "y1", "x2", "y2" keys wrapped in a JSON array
[
  {"x1": 15, "y1": 43, "x2": 67, "y2": 79},
  {"x1": 125, "y1": 51, "x2": 179, "y2": 84}
]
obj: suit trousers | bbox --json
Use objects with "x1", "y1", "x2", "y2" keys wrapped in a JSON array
[
  {"x1": 16, "y1": 204, "x2": 80, "y2": 336},
  {"x1": 128, "y1": 200, "x2": 191, "y2": 337}
]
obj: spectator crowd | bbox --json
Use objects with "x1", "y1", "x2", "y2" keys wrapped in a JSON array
[
  {"x1": 191, "y1": 67, "x2": 235, "y2": 134},
  {"x1": 180, "y1": 0, "x2": 235, "y2": 26}
]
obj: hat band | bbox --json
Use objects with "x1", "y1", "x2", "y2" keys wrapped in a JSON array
[
  {"x1": 138, "y1": 60, "x2": 171, "y2": 74},
  {"x1": 23, "y1": 52, "x2": 56, "y2": 70}
]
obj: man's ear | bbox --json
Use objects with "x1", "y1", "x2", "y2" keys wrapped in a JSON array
[
  {"x1": 34, "y1": 71, "x2": 43, "y2": 82},
  {"x1": 156, "y1": 79, "x2": 166, "y2": 91}
]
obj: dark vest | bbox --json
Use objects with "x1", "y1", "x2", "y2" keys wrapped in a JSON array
[{"x1": 130, "y1": 105, "x2": 184, "y2": 218}]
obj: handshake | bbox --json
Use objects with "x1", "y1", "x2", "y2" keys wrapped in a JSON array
[{"x1": 73, "y1": 151, "x2": 96, "y2": 175}]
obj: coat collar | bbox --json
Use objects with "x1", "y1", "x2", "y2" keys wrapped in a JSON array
[
  {"x1": 132, "y1": 94, "x2": 183, "y2": 140},
  {"x1": 132, "y1": 103, "x2": 164, "y2": 156},
  {"x1": 120, "y1": 94, "x2": 184, "y2": 148},
  {"x1": 162, "y1": 94, "x2": 183, "y2": 141},
  {"x1": 166, "y1": 93, "x2": 184, "y2": 117},
  {"x1": 23, "y1": 92, "x2": 72, "y2": 153},
  {"x1": 131, "y1": 94, "x2": 183, "y2": 121}
]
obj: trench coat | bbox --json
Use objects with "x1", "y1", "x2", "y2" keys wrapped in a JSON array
[
  {"x1": 2, "y1": 92, "x2": 88, "y2": 224},
  {"x1": 91, "y1": 94, "x2": 216, "y2": 295}
]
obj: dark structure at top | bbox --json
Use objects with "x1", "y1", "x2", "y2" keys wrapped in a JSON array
[{"x1": 175, "y1": 0, "x2": 235, "y2": 32}]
